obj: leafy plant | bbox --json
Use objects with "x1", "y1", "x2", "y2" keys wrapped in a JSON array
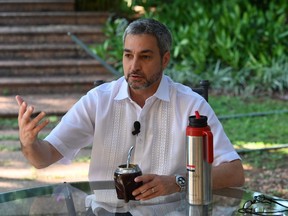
[{"x1": 145, "y1": 0, "x2": 288, "y2": 94}]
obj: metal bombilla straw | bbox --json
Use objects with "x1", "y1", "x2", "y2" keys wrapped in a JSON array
[{"x1": 126, "y1": 146, "x2": 134, "y2": 168}]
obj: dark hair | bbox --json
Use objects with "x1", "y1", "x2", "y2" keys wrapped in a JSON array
[{"x1": 123, "y1": 18, "x2": 172, "y2": 57}]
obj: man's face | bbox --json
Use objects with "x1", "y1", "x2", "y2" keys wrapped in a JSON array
[{"x1": 123, "y1": 34, "x2": 170, "y2": 91}]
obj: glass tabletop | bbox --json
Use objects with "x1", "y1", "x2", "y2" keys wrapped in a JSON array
[{"x1": 0, "y1": 181, "x2": 287, "y2": 215}]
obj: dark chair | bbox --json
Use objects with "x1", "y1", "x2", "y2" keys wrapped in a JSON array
[
  {"x1": 94, "y1": 79, "x2": 209, "y2": 102},
  {"x1": 191, "y1": 80, "x2": 209, "y2": 102}
]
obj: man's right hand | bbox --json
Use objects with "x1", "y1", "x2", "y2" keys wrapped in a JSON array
[
  {"x1": 15, "y1": 95, "x2": 62, "y2": 168},
  {"x1": 16, "y1": 95, "x2": 49, "y2": 148}
]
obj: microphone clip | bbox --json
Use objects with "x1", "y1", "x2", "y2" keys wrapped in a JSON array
[{"x1": 132, "y1": 121, "x2": 141, "y2": 136}]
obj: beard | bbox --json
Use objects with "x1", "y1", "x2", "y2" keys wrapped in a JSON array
[{"x1": 125, "y1": 69, "x2": 163, "y2": 90}]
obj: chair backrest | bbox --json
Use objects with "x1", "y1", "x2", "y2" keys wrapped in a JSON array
[
  {"x1": 191, "y1": 80, "x2": 210, "y2": 102},
  {"x1": 94, "y1": 79, "x2": 209, "y2": 102}
]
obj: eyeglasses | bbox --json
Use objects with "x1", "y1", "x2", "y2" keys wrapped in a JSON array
[{"x1": 238, "y1": 195, "x2": 288, "y2": 215}]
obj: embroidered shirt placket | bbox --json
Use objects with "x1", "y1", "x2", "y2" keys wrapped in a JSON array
[
  {"x1": 105, "y1": 101, "x2": 126, "y2": 178},
  {"x1": 151, "y1": 101, "x2": 170, "y2": 175}
]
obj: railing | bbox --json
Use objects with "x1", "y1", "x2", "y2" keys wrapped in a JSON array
[
  {"x1": 68, "y1": 32, "x2": 121, "y2": 77},
  {"x1": 218, "y1": 110, "x2": 288, "y2": 121}
]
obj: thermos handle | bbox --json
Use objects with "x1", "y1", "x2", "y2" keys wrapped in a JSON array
[{"x1": 203, "y1": 131, "x2": 213, "y2": 164}]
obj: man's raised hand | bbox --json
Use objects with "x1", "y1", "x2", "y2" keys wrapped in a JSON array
[{"x1": 15, "y1": 95, "x2": 49, "y2": 148}]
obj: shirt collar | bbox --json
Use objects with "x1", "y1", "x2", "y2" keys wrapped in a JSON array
[
  {"x1": 114, "y1": 77, "x2": 129, "y2": 100},
  {"x1": 114, "y1": 75, "x2": 170, "y2": 102},
  {"x1": 154, "y1": 75, "x2": 170, "y2": 102}
]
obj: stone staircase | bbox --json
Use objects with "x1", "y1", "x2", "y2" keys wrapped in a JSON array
[{"x1": 0, "y1": 0, "x2": 115, "y2": 103}]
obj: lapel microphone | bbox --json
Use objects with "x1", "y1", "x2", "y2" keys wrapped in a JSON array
[{"x1": 132, "y1": 121, "x2": 141, "y2": 135}]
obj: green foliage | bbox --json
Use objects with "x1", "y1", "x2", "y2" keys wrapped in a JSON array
[
  {"x1": 210, "y1": 95, "x2": 288, "y2": 145},
  {"x1": 0, "y1": 116, "x2": 60, "y2": 130},
  {"x1": 144, "y1": 0, "x2": 288, "y2": 95},
  {"x1": 0, "y1": 134, "x2": 17, "y2": 141},
  {"x1": 0, "y1": 145, "x2": 20, "y2": 152},
  {"x1": 91, "y1": 0, "x2": 288, "y2": 96},
  {"x1": 0, "y1": 118, "x2": 18, "y2": 129},
  {"x1": 75, "y1": 156, "x2": 91, "y2": 163},
  {"x1": 241, "y1": 150, "x2": 287, "y2": 169}
]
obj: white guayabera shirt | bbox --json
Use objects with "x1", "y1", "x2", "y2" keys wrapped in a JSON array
[{"x1": 45, "y1": 75, "x2": 240, "y2": 181}]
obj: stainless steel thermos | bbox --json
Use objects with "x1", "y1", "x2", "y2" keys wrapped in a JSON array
[{"x1": 186, "y1": 111, "x2": 213, "y2": 205}]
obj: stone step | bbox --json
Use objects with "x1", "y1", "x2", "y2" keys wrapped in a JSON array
[
  {"x1": 0, "y1": 25, "x2": 105, "y2": 44},
  {"x1": 0, "y1": 44, "x2": 89, "y2": 59},
  {"x1": 0, "y1": 0, "x2": 74, "y2": 12},
  {"x1": 0, "y1": 12, "x2": 109, "y2": 26},
  {"x1": 0, "y1": 94, "x2": 82, "y2": 117},
  {"x1": 0, "y1": 59, "x2": 110, "y2": 76},
  {"x1": 0, "y1": 1, "x2": 112, "y2": 98},
  {"x1": 0, "y1": 75, "x2": 114, "y2": 95}
]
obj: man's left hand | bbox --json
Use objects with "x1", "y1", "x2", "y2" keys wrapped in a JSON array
[{"x1": 132, "y1": 174, "x2": 179, "y2": 201}]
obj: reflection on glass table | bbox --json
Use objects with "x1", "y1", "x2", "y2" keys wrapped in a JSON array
[{"x1": 0, "y1": 181, "x2": 287, "y2": 215}]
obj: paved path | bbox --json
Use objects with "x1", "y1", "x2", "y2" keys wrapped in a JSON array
[
  {"x1": 0, "y1": 140, "x2": 90, "y2": 193},
  {"x1": 0, "y1": 94, "x2": 83, "y2": 117},
  {"x1": 0, "y1": 93, "x2": 89, "y2": 193}
]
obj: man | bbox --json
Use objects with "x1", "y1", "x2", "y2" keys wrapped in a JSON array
[{"x1": 16, "y1": 18, "x2": 244, "y2": 201}]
